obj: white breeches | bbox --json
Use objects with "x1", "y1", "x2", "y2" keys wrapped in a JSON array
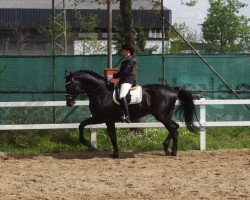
[{"x1": 119, "y1": 83, "x2": 132, "y2": 99}]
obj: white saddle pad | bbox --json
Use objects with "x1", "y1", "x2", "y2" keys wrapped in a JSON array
[{"x1": 113, "y1": 86, "x2": 143, "y2": 105}]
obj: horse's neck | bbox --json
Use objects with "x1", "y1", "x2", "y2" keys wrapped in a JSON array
[{"x1": 78, "y1": 75, "x2": 105, "y2": 96}]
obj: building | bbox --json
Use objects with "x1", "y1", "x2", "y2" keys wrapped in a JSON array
[{"x1": 0, "y1": 0, "x2": 171, "y2": 55}]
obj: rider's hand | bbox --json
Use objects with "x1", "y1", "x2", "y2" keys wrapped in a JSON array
[{"x1": 107, "y1": 75, "x2": 113, "y2": 81}]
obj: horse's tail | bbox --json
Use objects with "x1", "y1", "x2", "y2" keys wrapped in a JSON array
[{"x1": 174, "y1": 87, "x2": 199, "y2": 133}]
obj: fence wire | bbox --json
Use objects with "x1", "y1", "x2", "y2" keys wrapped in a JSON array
[
  {"x1": 0, "y1": 0, "x2": 249, "y2": 124},
  {"x1": 1, "y1": 0, "x2": 248, "y2": 55}
]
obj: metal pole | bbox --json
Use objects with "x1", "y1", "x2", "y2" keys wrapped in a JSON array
[
  {"x1": 107, "y1": 0, "x2": 112, "y2": 69},
  {"x1": 161, "y1": 0, "x2": 166, "y2": 84},
  {"x1": 63, "y1": 0, "x2": 67, "y2": 55},
  {"x1": 52, "y1": 0, "x2": 55, "y2": 56},
  {"x1": 52, "y1": 0, "x2": 56, "y2": 123}
]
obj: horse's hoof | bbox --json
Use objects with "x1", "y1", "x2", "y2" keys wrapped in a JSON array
[
  {"x1": 111, "y1": 152, "x2": 119, "y2": 159},
  {"x1": 170, "y1": 152, "x2": 177, "y2": 156},
  {"x1": 164, "y1": 147, "x2": 171, "y2": 156},
  {"x1": 165, "y1": 150, "x2": 171, "y2": 156}
]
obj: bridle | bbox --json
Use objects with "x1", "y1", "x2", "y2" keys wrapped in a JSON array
[
  {"x1": 65, "y1": 85, "x2": 75, "y2": 100},
  {"x1": 65, "y1": 77, "x2": 107, "y2": 100},
  {"x1": 65, "y1": 78, "x2": 79, "y2": 100}
]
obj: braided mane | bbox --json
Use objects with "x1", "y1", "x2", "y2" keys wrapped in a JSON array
[{"x1": 73, "y1": 70, "x2": 106, "y2": 81}]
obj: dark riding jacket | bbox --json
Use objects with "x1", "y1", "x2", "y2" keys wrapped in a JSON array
[{"x1": 113, "y1": 55, "x2": 137, "y2": 85}]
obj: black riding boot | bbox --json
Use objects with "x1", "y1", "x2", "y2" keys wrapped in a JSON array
[{"x1": 120, "y1": 97, "x2": 131, "y2": 123}]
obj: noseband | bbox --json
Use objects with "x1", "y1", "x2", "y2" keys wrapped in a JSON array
[{"x1": 65, "y1": 79, "x2": 78, "y2": 100}]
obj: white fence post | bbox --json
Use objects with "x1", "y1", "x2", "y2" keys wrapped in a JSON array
[
  {"x1": 90, "y1": 129, "x2": 97, "y2": 148},
  {"x1": 200, "y1": 98, "x2": 206, "y2": 150}
]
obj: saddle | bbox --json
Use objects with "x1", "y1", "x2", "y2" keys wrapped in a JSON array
[{"x1": 113, "y1": 85, "x2": 142, "y2": 105}]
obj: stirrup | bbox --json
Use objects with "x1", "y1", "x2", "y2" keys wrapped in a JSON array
[{"x1": 121, "y1": 115, "x2": 131, "y2": 123}]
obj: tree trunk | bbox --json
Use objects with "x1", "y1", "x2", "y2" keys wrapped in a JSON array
[
  {"x1": 120, "y1": 0, "x2": 143, "y2": 133},
  {"x1": 120, "y1": 0, "x2": 135, "y2": 48}
]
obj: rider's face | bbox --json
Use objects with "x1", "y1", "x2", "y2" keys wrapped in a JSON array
[{"x1": 121, "y1": 49, "x2": 130, "y2": 58}]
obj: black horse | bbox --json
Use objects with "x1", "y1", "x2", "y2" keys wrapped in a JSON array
[{"x1": 65, "y1": 70, "x2": 198, "y2": 158}]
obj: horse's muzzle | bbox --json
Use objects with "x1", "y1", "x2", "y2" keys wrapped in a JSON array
[
  {"x1": 65, "y1": 94, "x2": 76, "y2": 107},
  {"x1": 66, "y1": 99, "x2": 76, "y2": 107}
]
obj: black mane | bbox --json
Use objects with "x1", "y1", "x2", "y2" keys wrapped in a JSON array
[{"x1": 73, "y1": 70, "x2": 106, "y2": 81}]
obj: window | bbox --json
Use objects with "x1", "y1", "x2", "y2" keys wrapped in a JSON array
[{"x1": 149, "y1": 30, "x2": 162, "y2": 39}]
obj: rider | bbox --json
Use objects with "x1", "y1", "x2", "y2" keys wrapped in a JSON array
[{"x1": 108, "y1": 44, "x2": 137, "y2": 123}]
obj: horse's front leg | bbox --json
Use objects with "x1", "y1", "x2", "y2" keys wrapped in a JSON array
[
  {"x1": 79, "y1": 117, "x2": 101, "y2": 148},
  {"x1": 106, "y1": 122, "x2": 119, "y2": 158}
]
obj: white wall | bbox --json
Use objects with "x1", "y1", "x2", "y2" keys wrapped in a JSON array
[
  {"x1": 73, "y1": 40, "x2": 116, "y2": 55},
  {"x1": 73, "y1": 40, "x2": 169, "y2": 55}
]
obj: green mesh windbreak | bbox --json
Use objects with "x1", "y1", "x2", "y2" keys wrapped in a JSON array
[
  {"x1": 165, "y1": 54, "x2": 250, "y2": 100},
  {"x1": 0, "y1": 56, "x2": 53, "y2": 101},
  {"x1": 0, "y1": 54, "x2": 249, "y2": 124}
]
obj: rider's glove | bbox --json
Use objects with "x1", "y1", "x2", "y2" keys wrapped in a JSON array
[{"x1": 107, "y1": 75, "x2": 113, "y2": 81}]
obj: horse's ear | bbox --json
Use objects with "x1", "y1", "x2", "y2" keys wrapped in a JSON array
[{"x1": 65, "y1": 70, "x2": 69, "y2": 76}]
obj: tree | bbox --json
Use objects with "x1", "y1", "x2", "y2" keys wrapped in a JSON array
[
  {"x1": 1, "y1": 11, "x2": 29, "y2": 55},
  {"x1": 113, "y1": 16, "x2": 125, "y2": 52},
  {"x1": 73, "y1": 0, "x2": 162, "y2": 52},
  {"x1": 38, "y1": 2, "x2": 104, "y2": 55},
  {"x1": 120, "y1": 0, "x2": 135, "y2": 48},
  {"x1": 37, "y1": 15, "x2": 73, "y2": 55},
  {"x1": 74, "y1": 11, "x2": 106, "y2": 54},
  {"x1": 114, "y1": 18, "x2": 158, "y2": 55},
  {"x1": 167, "y1": 22, "x2": 200, "y2": 53},
  {"x1": 202, "y1": 0, "x2": 250, "y2": 53},
  {"x1": 12, "y1": 16, "x2": 29, "y2": 55},
  {"x1": 135, "y1": 25, "x2": 158, "y2": 54},
  {"x1": 181, "y1": 0, "x2": 198, "y2": 6}
]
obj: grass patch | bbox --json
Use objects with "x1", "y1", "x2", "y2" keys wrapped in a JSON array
[
  {"x1": 0, "y1": 127, "x2": 249, "y2": 154},
  {"x1": 206, "y1": 127, "x2": 250, "y2": 149},
  {"x1": 0, "y1": 130, "x2": 86, "y2": 153}
]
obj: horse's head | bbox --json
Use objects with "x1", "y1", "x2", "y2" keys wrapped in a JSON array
[
  {"x1": 65, "y1": 70, "x2": 109, "y2": 106},
  {"x1": 65, "y1": 72, "x2": 82, "y2": 107}
]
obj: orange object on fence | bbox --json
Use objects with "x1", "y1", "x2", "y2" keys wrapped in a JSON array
[{"x1": 104, "y1": 68, "x2": 119, "y2": 84}]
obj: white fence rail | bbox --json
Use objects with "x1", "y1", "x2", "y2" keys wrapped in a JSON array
[{"x1": 0, "y1": 98, "x2": 249, "y2": 150}]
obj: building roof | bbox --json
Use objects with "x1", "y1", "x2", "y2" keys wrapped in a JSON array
[
  {"x1": 0, "y1": 0, "x2": 169, "y2": 10},
  {"x1": 0, "y1": 0, "x2": 171, "y2": 29}
]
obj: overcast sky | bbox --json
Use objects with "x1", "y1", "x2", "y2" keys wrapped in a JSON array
[{"x1": 164, "y1": 0, "x2": 250, "y2": 35}]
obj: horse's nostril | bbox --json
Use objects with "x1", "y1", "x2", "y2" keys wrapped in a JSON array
[{"x1": 66, "y1": 101, "x2": 71, "y2": 107}]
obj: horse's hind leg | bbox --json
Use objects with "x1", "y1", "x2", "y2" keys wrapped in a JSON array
[
  {"x1": 155, "y1": 115, "x2": 179, "y2": 156},
  {"x1": 171, "y1": 128, "x2": 179, "y2": 156},
  {"x1": 163, "y1": 119, "x2": 179, "y2": 156},
  {"x1": 162, "y1": 132, "x2": 172, "y2": 155}
]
